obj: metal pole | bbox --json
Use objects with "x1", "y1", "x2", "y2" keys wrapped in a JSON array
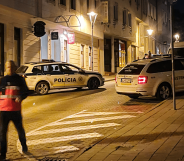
[
  {"x1": 170, "y1": 3, "x2": 176, "y2": 110},
  {"x1": 92, "y1": 22, "x2": 94, "y2": 71}
]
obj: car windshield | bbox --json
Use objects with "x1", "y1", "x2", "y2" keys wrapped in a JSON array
[
  {"x1": 118, "y1": 64, "x2": 145, "y2": 75},
  {"x1": 16, "y1": 66, "x2": 28, "y2": 73}
]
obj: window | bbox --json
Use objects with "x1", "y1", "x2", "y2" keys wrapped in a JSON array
[
  {"x1": 42, "y1": 65, "x2": 50, "y2": 73},
  {"x1": 151, "y1": 4, "x2": 154, "y2": 18},
  {"x1": 87, "y1": 0, "x2": 89, "y2": 10},
  {"x1": 114, "y1": 2, "x2": 118, "y2": 21},
  {"x1": 81, "y1": 45, "x2": 84, "y2": 68},
  {"x1": 147, "y1": 61, "x2": 172, "y2": 73},
  {"x1": 119, "y1": 64, "x2": 145, "y2": 75},
  {"x1": 16, "y1": 66, "x2": 28, "y2": 73},
  {"x1": 123, "y1": 10, "x2": 127, "y2": 26},
  {"x1": 128, "y1": 13, "x2": 132, "y2": 28},
  {"x1": 95, "y1": 0, "x2": 97, "y2": 8},
  {"x1": 136, "y1": 0, "x2": 140, "y2": 10},
  {"x1": 143, "y1": 0, "x2": 147, "y2": 15},
  {"x1": 62, "y1": 64, "x2": 79, "y2": 73},
  {"x1": 154, "y1": 6, "x2": 156, "y2": 20},
  {"x1": 47, "y1": 0, "x2": 55, "y2": 5},
  {"x1": 71, "y1": 0, "x2": 76, "y2": 10},
  {"x1": 50, "y1": 64, "x2": 61, "y2": 73},
  {"x1": 60, "y1": 0, "x2": 66, "y2": 5},
  {"x1": 32, "y1": 66, "x2": 42, "y2": 73},
  {"x1": 14, "y1": 27, "x2": 21, "y2": 67},
  {"x1": 64, "y1": 40, "x2": 68, "y2": 62},
  {"x1": 89, "y1": 47, "x2": 92, "y2": 69}
]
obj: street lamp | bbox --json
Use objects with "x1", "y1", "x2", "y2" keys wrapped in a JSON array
[
  {"x1": 174, "y1": 34, "x2": 179, "y2": 42},
  {"x1": 87, "y1": 12, "x2": 98, "y2": 71},
  {"x1": 147, "y1": 29, "x2": 153, "y2": 52}
]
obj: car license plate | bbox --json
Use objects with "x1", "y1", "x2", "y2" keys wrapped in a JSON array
[{"x1": 121, "y1": 78, "x2": 131, "y2": 84}]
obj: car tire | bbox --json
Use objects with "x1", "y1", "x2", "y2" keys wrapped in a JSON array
[
  {"x1": 156, "y1": 83, "x2": 171, "y2": 100},
  {"x1": 88, "y1": 77, "x2": 100, "y2": 90},
  {"x1": 36, "y1": 82, "x2": 49, "y2": 95},
  {"x1": 128, "y1": 95, "x2": 139, "y2": 99}
]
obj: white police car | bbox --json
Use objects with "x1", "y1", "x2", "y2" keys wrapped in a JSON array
[
  {"x1": 16, "y1": 60, "x2": 104, "y2": 95},
  {"x1": 115, "y1": 55, "x2": 184, "y2": 100}
]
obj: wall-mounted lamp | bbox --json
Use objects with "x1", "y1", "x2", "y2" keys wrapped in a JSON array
[
  {"x1": 174, "y1": 34, "x2": 179, "y2": 43},
  {"x1": 63, "y1": 29, "x2": 67, "y2": 35}
]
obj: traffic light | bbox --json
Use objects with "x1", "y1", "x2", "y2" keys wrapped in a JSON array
[{"x1": 33, "y1": 21, "x2": 46, "y2": 37}]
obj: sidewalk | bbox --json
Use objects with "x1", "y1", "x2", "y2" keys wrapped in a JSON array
[
  {"x1": 103, "y1": 75, "x2": 116, "y2": 82},
  {"x1": 70, "y1": 95, "x2": 184, "y2": 161}
]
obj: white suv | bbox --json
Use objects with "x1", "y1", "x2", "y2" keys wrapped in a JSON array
[
  {"x1": 16, "y1": 60, "x2": 104, "y2": 95},
  {"x1": 115, "y1": 56, "x2": 184, "y2": 100}
]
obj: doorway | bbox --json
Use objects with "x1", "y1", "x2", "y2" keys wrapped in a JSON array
[
  {"x1": 0, "y1": 23, "x2": 4, "y2": 76},
  {"x1": 14, "y1": 27, "x2": 21, "y2": 67},
  {"x1": 104, "y1": 39, "x2": 111, "y2": 72}
]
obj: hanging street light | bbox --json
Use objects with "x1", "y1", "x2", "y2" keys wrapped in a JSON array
[{"x1": 87, "y1": 12, "x2": 98, "y2": 71}]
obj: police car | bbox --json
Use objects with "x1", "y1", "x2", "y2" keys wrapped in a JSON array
[
  {"x1": 115, "y1": 55, "x2": 184, "y2": 100},
  {"x1": 16, "y1": 60, "x2": 104, "y2": 95}
]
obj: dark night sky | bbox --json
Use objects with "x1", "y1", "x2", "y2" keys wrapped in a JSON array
[
  {"x1": 173, "y1": 0, "x2": 184, "y2": 13},
  {"x1": 173, "y1": 0, "x2": 184, "y2": 41}
]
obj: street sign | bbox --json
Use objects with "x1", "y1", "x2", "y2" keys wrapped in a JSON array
[
  {"x1": 68, "y1": 33, "x2": 75, "y2": 44},
  {"x1": 51, "y1": 32, "x2": 58, "y2": 40}
]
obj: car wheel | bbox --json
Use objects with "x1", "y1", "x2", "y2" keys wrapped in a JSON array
[
  {"x1": 156, "y1": 83, "x2": 171, "y2": 100},
  {"x1": 128, "y1": 95, "x2": 139, "y2": 99},
  {"x1": 88, "y1": 78, "x2": 100, "y2": 90},
  {"x1": 36, "y1": 82, "x2": 49, "y2": 95}
]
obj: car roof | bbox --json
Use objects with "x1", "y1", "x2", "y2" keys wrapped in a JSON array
[
  {"x1": 24, "y1": 61, "x2": 70, "y2": 66},
  {"x1": 130, "y1": 55, "x2": 184, "y2": 65}
]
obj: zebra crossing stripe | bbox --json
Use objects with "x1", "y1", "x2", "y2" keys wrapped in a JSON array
[
  {"x1": 27, "y1": 123, "x2": 120, "y2": 136},
  {"x1": 67, "y1": 112, "x2": 129, "y2": 118},
  {"x1": 53, "y1": 146, "x2": 79, "y2": 153},
  {"x1": 46, "y1": 115, "x2": 136, "y2": 127},
  {"x1": 27, "y1": 133, "x2": 103, "y2": 146}
]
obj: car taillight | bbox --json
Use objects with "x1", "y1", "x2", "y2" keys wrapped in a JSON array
[{"x1": 138, "y1": 76, "x2": 148, "y2": 84}]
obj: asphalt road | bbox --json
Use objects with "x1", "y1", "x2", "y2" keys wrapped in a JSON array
[{"x1": 5, "y1": 81, "x2": 161, "y2": 160}]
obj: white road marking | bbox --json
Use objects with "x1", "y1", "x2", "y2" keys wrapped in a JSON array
[
  {"x1": 27, "y1": 123, "x2": 120, "y2": 136},
  {"x1": 67, "y1": 112, "x2": 140, "y2": 118},
  {"x1": 27, "y1": 133, "x2": 103, "y2": 146},
  {"x1": 46, "y1": 115, "x2": 136, "y2": 127},
  {"x1": 18, "y1": 111, "x2": 138, "y2": 156},
  {"x1": 53, "y1": 146, "x2": 79, "y2": 153},
  {"x1": 26, "y1": 110, "x2": 87, "y2": 135}
]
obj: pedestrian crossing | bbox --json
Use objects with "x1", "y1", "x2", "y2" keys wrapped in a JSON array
[{"x1": 17, "y1": 111, "x2": 137, "y2": 158}]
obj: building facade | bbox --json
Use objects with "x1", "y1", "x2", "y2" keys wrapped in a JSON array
[{"x1": 0, "y1": 0, "x2": 171, "y2": 76}]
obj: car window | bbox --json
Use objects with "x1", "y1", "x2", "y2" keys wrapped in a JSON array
[
  {"x1": 32, "y1": 66, "x2": 42, "y2": 73},
  {"x1": 62, "y1": 65, "x2": 79, "y2": 72},
  {"x1": 178, "y1": 59, "x2": 184, "y2": 70},
  {"x1": 118, "y1": 64, "x2": 145, "y2": 75},
  {"x1": 147, "y1": 60, "x2": 172, "y2": 73},
  {"x1": 174, "y1": 59, "x2": 184, "y2": 70},
  {"x1": 42, "y1": 65, "x2": 50, "y2": 72},
  {"x1": 169, "y1": 48, "x2": 184, "y2": 57},
  {"x1": 51, "y1": 64, "x2": 60, "y2": 72},
  {"x1": 16, "y1": 66, "x2": 28, "y2": 73}
]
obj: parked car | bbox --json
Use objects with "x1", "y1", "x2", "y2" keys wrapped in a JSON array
[
  {"x1": 115, "y1": 56, "x2": 184, "y2": 100},
  {"x1": 16, "y1": 60, "x2": 104, "y2": 95}
]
